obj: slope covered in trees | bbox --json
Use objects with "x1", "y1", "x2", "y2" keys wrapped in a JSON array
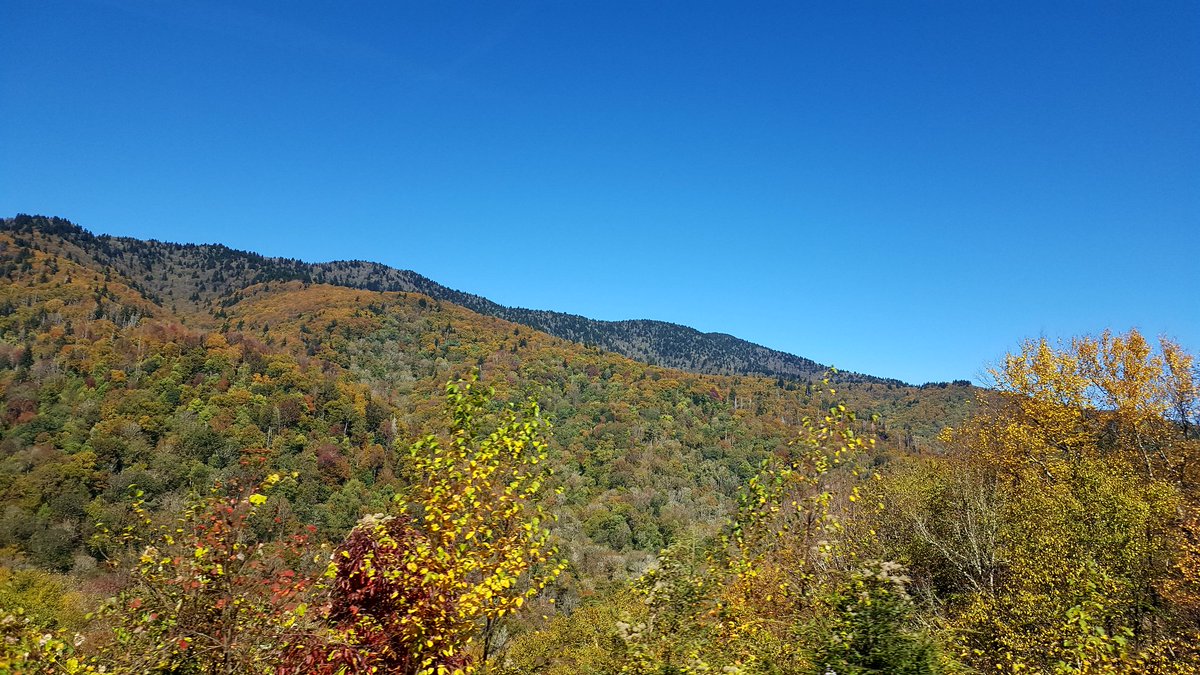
[
  {"x1": 1, "y1": 215, "x2": 899, "y2": 384},
  {"x1": 502, "y1": 331, "x2": 1199, "y2": 673},
  {"x1": 0, "y1": 223, "x2": 965, "y2": 581},
  {"x1": 7, "y1": 215, "x2": 1194, "y2": 672}
]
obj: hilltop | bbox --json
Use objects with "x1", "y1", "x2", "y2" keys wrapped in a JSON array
[{"x1": 2, "y1": 215, "x2": 906, "y2": 385}]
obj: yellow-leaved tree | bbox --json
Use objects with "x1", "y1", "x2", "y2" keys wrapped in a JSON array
[
  {"x1": 282, "y1": 379, "x2": 567, "y2": 675},
  {"x1": 934, "y1": 329, "x2": 1200, "y2": 673}
]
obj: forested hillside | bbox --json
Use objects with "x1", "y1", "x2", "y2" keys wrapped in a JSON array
[
  {"x1": 1, "y1": 215, "x2": 897, "y2": 384},
  {"x1": 0, "y1": 218, "x2": 966, "y2": 572},
  {"x1": 2, "y1": 215, "x2": 1196, "y2": 673}
]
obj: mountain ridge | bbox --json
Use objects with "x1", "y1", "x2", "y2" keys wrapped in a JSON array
[{"x1": 2, "y1": 214, "x2": 907, "y2": 385}]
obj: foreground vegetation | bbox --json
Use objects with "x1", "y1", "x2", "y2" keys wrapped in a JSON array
[{"x1": 1, "y1": 218, "x2": 1197, "y2": 672}]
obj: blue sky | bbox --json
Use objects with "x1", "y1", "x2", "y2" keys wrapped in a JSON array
[{"x1": 2, "y1": 1, "x2": 1197, "y2": 384}]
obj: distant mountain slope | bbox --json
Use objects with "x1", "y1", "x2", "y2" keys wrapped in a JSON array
[
  {"x1": 0, "y1": 219, "x2": 974, "y2": 584},
  {"x1": 1, "y1": 215, "x2": 900, "y2": 384}
]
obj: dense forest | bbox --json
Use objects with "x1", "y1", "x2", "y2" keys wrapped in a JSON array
[
  {"x1": 0, "y1": 216, "x2": 892, "y2": 384},
  {"x1": 1, "y1": 216, "x2": 1196, "y2": 673}
]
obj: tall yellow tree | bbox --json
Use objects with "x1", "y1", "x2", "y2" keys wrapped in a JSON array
[
  {"x1": 938, "y1": 329, "x2": 1200, "y2": 673},
  {"x1": 282, "y1": 379, "x2": 566, "y2": 675}
]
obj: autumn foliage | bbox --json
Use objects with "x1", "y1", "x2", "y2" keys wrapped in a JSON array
[
  {"x1": 90, "y1": 475, "x2": 324, "y2": 674},
  {"x1": 2, "y1": 218, "x2": 1200, "y2": 672},
  {"x1": 281, "y1": 380, "x2": 565, "y2": 674}
]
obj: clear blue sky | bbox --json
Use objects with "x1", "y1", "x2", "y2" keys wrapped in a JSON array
[{"x1": 2, "y1": 1, "x2": 1197, "y2": 384}]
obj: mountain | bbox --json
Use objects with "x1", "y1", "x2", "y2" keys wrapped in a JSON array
[
  {"x1": 0, "y1": 215, "x2": 972, "y2": 581},
  {"x1": 4, "y1": 214, "x2": 1197, "y2": 674},
  {"x1": 1, "y1": 215, "x2": 901, "y2": 385}
]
